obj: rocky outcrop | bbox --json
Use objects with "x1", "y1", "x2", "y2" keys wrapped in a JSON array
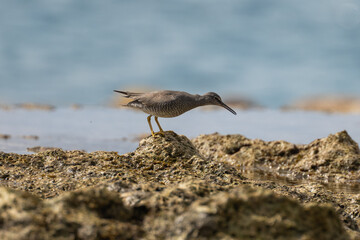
[
  {"x1": 0, "y1": 131, "x2": 359, "y2": 239},
  {"x1": 0, "y1": 187, "x2": 143, "y2": 240},
  {"x1": 193, "y1": 130, "x2": 360, "y2": 181},
  {"x1": 0, "y1": 131, "x2": 242, "y2": 198},
  {"x1": 150, "y1": 185, "x2": 347, "y2": 240},
  {"x1": 0, "y1": 182, "x2": 350, "y2": 240}
]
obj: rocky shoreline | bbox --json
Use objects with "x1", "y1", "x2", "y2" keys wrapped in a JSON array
[{"x1": 0, "y1": 131, "x2": 359, "y2": 239}]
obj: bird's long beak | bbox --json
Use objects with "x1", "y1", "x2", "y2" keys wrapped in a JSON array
[{"x1": 219, "y1": 101, "x2": 237, "y2": 115}]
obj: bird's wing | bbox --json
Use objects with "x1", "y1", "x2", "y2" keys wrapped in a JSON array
[
  {"x1": 115, "y1": 90, "x2": 193, "y2": 107},
  {"x1": 136, "y1": 91, "x2": 181, "y2": 105},
  {"x1": 113, "y1": 90, "x2": 143, "y2": 99},
  {"x1": 125, "y1": 93, "x2": 174, "y2": 109}
]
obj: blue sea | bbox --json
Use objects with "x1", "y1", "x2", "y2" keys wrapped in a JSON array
[
  {"x1": 1, "y1": 0, "x2": 360, "y2": 157},
  {"x1": 0, "y1": 0, "x2": 359, "y2": 107}
]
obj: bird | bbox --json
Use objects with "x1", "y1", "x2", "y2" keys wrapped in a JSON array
[{"x1": 114, "y1": 90, "x2": 237, "y2": 136}]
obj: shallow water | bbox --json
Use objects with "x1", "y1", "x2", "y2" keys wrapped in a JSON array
[
  {"x1": 239, "y1": 167, "x2": 360, "y2": 195},
  {"x1": 1, "y1": 107, "x2": 359, "y2": 154}
]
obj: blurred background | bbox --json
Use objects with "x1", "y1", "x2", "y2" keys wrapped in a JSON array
[{"x1": 0, "y1": 0, "x2": 359, "y2": 108}]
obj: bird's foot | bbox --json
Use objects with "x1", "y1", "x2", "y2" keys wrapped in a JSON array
[
  {"x1": 149, "y1": 131, "x2": 164, "y2": 137},
  {"x1": 155, "y1": 131, "x2": 165, "y2": 137}
]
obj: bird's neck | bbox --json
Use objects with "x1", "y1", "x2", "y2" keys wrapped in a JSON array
[{"x1": 196, "y1": 95, "x2": 210, "y2": 106}]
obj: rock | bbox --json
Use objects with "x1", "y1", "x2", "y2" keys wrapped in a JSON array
[
  {"x1": 0, "y1": 132, "x2": 243, "y2": 198},
  {"x1": 124, "y1": 131, "x2": 244, "y2": 185},
  {"x1": 26, "y1": 146, "x2": 59, "y2": 153},
  {"x1": 0, "y1": 182, "x2": 350, "y2": 240},
  {"x1": 0, "y1": 104, "x2": 12, "y2": 110},
  {"x1": 136, "y1": 130, "x2": 200, "y2": 160},
  {"x1": 22, "y1": 135, "x2": 39, "y2": 140},
  {"x1": 15, "y1": 103, "x2": 55, "y2": 111},
  {"x1": 284, "y1": 96, "x2": 360, "y2": 113},
  {"x1": 259, "y1": 181, "x2": 360, "y2": 235},
  {"x1": 70, "y1": 104, "x2": 83, "y2": 110},
  {"x1": 0, "y1": 187, "x2": 43, "y2": 240},
  {"x1": 295, "y1": 131, "x2": 360, "y2": 174},
  {"x1": 0, "y1": 131, "x2": 358, "y2": 239},
  {"x1": 164, "y1": 186, "x2": 348, "y2": 240},
  {"x1": 192, "y1": 131, "x2": 360, "y2": 236},
  {"x1": 0, "y1": 186, "x2": 143, "y2": 240},
  {"x1": 0, "y1": 134, "x2": 11, "y2": 140},
  {"x1": 193, "y1": 130, "x2": 360, "y2": 181}
]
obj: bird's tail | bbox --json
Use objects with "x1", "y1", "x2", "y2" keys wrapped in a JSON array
[{"x1": 113, "y1": 90, "x2": 142, "y2": 98}]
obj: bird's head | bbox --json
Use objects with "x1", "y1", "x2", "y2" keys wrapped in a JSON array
[{"x1": 203, "y1": 92, "x2": 237, "y2": 115}]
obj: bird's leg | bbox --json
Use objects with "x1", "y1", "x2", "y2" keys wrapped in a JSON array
[
  {"x1": 147, "y1": 115, "x2": 155, "y2": 137},
  {"x1": 154, "y1": 116, "x2": 164, "y2": 132}
]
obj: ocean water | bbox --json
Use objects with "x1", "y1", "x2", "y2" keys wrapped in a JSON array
[
  {"x1": 0, "y1": 0, "x2": 359, "y2": 107},
  {"x1": 1, "y1": 107, "x2": 359, "y2": 154}
]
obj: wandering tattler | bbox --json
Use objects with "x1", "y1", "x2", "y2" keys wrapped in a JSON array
[{"x1": 114, "y1": 90, "x2": 237, "y2": 136}]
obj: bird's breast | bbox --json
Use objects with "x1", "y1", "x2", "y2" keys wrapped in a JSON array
[{"x1": 142, "y1": 103, "x2": 197, "y2": 118}]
